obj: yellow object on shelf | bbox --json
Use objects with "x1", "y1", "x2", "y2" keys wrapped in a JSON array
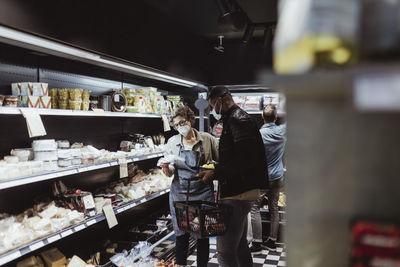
[
  {"x1": 201, "y1": 163, "x2": 215, "y2": 169},
  {"x1": 40, "y1": 248, "x2": 66, "y2": 267}
]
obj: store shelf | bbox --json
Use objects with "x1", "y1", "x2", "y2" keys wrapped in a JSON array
[
  {"x1": 0, "y1": 188, "x2": 171, "y2": 266},
  {"x1": 0, "y1": 108, "x2": 209, "y2": 120},
  {"x1": 0, "y1": 107, "x2": 163, "y2": 118},
  {"x1": 0, "y1": 152, "x2": 165, "y2": 190}
]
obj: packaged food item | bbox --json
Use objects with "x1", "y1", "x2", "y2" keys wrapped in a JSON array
[
  {"x1": 39, "y1": 96, "x2": 52, "y2": 109},
  {"x1": 40, "y1": 248, "x2": 66, "y2": 267},
  {"x1": 134, "y1": 95, "x2": 147, "y2": 113},
  {"x1": 34, "y1": 151, "x2": 58, "y2": 161},
  {"x1": 32, "y1": 139, "x2": 57, "y2": 151},
  {"x1": 58, "y1": 89, "x2": 69, "y2": 100},
  {"x1": 69, "y1": 89, "x2": 83, "y2": 100},
  {"x1": 244, "y1": 96, "x2": 262, "y2": 110},
  {"x1": 31, "y1": 83, "x2": 48, "y2": 96},
  {"x1": 17, "y1": 96, "x2": 28, "y2": 107},
  {"x1": 49, "y1": 89, "x2": 58, "y2": 98},
  {"x1": 82, "y1": 90, "x2": 91, "y2": 101},
  {"x1": 99, "y1": 95, "x2": 112, "y2": 111},
  {"x1": 11, "y1": 82, "x2": 32, "y2": 96},
  {"x1": 58, "y1": 159, "x2": 72, "y2": 167},
  {"x1": 126, "y1": 106, "x2": 138, "y2": 113},
  {"x1": 57, "y1": 140, "x2": 70, "y2": 149},
  {"x1": 123, "y1": 88, "x2": 136, "y2": 106},
  {"x1": 28, "y1": 96, "x2": 40, "y2": 108},
  {"x1": 57, "y1": 149, "x2": 72, "y2": 159},
  {"x1": 16, "y1": 255, "x2": 44, "y2": 267},
  {"x1": 72, "y1": 158, "x2": 82, "y2": 165},
  {"x1": 58, "y1": 99, "x2": 68, "y2": 109},
  {"x1": 11, "y1": 149, "x2": 33, "y2": 162},
  {"x1": 0, "y1": 95, "x2": 4, "y2": 106},
  {"x1": 81, "y1": 100, "x2": 90, "y2": 111},
  {"x1": 4, "y1": 95, "x2": 18, "y2": 107},
  {"x1": 153, "y1": 96, "x2": 165, "y2": 114},
  {"x1": 232, "y1": 95, "x2": 246, "y2": 109},
  {"x1": 70, "y1": 149, "x2": 82, "y2": 158},
  {"x1": 111, "y1": 91, "x2": 127, "y2": 112},
  {"x1": 89, "y1": 100, "x2": 98, "y2": 110},
  {"x1": 4, "y1": 155, "x2": 19, "y2": 164},
  {"x1": 42, "y1": 160, "x2": 58, "y2": 171},
  {"x1": 69, "y1": 99, "x2": 82, "y2": 110}
]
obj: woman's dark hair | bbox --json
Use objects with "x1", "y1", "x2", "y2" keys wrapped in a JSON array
[{"x1": 171, "y1": 106, "x2": 196, "y2": 127}]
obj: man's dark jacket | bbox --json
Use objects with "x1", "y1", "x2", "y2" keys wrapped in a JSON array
[{"x1": 215, "y1": 105, "x2": 268, "y2": 198}]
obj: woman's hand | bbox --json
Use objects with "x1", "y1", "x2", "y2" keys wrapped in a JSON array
[
  {"x1": 197, "y1": 170, "x2": 215, "y2": 184},
  {"x1": 161, "y1": 163, "x2": 174, "y2": 177}
]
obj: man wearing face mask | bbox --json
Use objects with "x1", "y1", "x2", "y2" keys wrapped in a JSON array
[
  {"x1": 197, "y1": 86, "x2": 268, "y2": 267},
  {"x1": 161, "y1": 106, "x2": 219, "y2": 267}
]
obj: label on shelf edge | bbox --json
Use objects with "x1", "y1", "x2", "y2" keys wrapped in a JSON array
[
  {"x1": 47, "y1": 234, "x2": 61, "y2": 243},
  {"x1": 117, "y1": 208, "x2": 124, "y2": 213},
  {"x1": 133, "y1": 158, "x2": 140, "y2": 161},
  {"x1": 86, "y1": 219, "x2": 97, "y2": 226},
  {"x1": 140, "y1": 198, "x2": 146, "y2": 203},
  {"x1": 61, "y1": 229, "x2": 73, "y2": 237},
  {"x1": 0, "y1": 250, "x2": 22, "y2": 265},
  {"x1": 29, "y1": 241, "x2": 45, "y2": 251},
  {"x1": 74, "y1": 224, "x2": 86, "y2": 232}
]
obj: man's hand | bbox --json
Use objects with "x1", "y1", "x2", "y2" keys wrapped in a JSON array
[{"x1": 197, "y1": 170, "x2": 215, "y2": 184}]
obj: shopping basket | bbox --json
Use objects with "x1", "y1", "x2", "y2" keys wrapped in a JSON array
[{"x1": 173, "y1": 177, "x2": 231, "y2": 238}]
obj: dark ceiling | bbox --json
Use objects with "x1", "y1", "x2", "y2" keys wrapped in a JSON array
[{"x1": 0, "y1": 0, "x2": 277, "y2": 85}]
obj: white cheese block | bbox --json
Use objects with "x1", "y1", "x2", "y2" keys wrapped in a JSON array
[
  {"x1": 58, "y1": 159, "x2": 72, "y2": 167},
  {"x1": 32, "y1": 139, "x2": 57, "y2": 151},
  {"x1": 70, "y1": 149, "x2": 82, "y2": 158},
  {"x1": 57, "y1": 149, "x2": 72, "y2": 159},
  {"x1": 57, "y1": 140, "x2": 70, "y2": 149},
  {"x1": 67, "y1": 255, "x2": 86, "y2": 267},
  {"x1": 4, "y1": 155, "x2": 19, "y2": 164},
  {"x1": 71, "y1": 158, "x2": 82, "y2": 166},
  {"x1": 42, "y1": 161, "x2": 58, "y2": 171},
  {"x1": 34, "y1": 151, "x2": 58, "y2": 161},
  {"x1": 11, "y1": 148, "x2": 33, "y2": 162}
]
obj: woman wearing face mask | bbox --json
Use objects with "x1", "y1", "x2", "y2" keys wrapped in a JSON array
[{"x1": 162, "y1": 106, "x2": 219, "y2": 267}]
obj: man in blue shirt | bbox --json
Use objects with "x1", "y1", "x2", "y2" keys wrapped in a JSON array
[{"x1": 250, "y1": 104, "x2": 286, "y2": 254}]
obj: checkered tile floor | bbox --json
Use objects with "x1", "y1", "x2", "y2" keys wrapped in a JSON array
[{"x1": 153, "y1": 237, "x2": 286, "y2": 267}]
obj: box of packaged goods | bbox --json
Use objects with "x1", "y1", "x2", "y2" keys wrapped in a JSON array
[
  {"x1": 11, "y1": 83, "x2": 49, "y2": 96},
  {"x1": 244, "y1": 96, "x2": 262, "y2": 111},
  {"x1": 263, "y1": 93, "x2": 280, "y2": 108},
  {"x1": 232, "y1": 95, "x2": 246, "y2": 109}
]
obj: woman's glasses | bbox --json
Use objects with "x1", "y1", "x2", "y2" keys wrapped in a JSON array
[{"x1": 173, "y1": 120, "x2": 187, "y2": 129}]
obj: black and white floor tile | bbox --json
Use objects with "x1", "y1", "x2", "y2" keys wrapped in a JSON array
[{"x1": 153, "y1": 236, "x2": 286, "y2": 267}]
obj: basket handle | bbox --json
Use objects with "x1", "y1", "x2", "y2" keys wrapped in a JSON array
[{"x1": 182, "y1": 177, "x2": 200, "y2": 203}]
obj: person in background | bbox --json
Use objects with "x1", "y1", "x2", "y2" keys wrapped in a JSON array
[
  {"x1": 249, "y1": 104, "x2": 286, "y2": 254},
  {"x1": 161, "y1": 106, "x2": 219, "y2": 267},
  {"x1": 197, "y1": 86, "x2": 268, "y2": 267}
]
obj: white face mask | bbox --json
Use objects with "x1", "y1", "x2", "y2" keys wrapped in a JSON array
[
  {"x1": 210, "y1": 99, "x2": 222, "y2": 120},
  {"x1": 177, "y1": 125, "x2": 191, "y2": 137}
]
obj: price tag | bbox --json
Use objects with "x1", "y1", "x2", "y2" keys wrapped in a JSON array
[
  {"x1": 74, "y1": 224, "x2": 86, "y2": 232},
  {"x1": 146, "y1": 155, "x2": 153, "y2": 159},
  {"x1": 114, "y1": 94, "x2": 120, "y2": 102},
  {"x1": 47, "y1": 234, "x2": 61, "y2": 243},
  {"x1": 86, "y1": 219, "x2": 96, "y2": 226},
  {"x1": 93, "y1": 108, "x2": 105, "y2": 114},
  {"x1": 110, "y1": 161, "x2": 118, "y2": 166},
  {"x1": 161, "y1": 114, "x2": 171, "y2": 132},
  {"x1": 0, "y1": 250, "x2": 22, "y2": 265},
  {"x1": 133, "y1": 158, "x2": 139, "y2": 161},
  {"x1": 140, "y1": 198, "x2": 146, "y2": 204},
  {"x1": 29, "y1": 241, "x2": 45, "y2": 251},
  {"x1": 103, "y1": 204, "x2": 118, "y2": 229},
  {"x1": 119, "y1": 158, "x2": 128, "y2": 178},
  {"x1": 61, "y1": 229, "x2": 73, "y2": 237}
]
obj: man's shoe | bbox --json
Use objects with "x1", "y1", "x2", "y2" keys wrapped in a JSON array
[
  {"x1": 262, "y1": 239, "x2": 277, "y2": 251},
  {"x1": 249, "y1": 242, "x2": 262, "y2": 255}
]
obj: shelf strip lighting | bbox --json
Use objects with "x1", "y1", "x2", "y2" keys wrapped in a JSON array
[{"x1": 0, "y1": 25, "x2": 201, "y2": 87}]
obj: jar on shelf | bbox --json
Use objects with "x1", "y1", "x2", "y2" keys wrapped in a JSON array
[
  {"x1": 82, "y1": 90, "x2": 91, "y2": 101},
  {"x1": 82, "y1": 100, "x2": 90, "y2": 111},
  {"x1": 58, "y1": 99, "x2": 68, "y2": 109},
  {"x1": 58, "y1": 89, "x2": 69, "y2": 100},
  {"x1": 4, "y1": 96, "x2": 18, "y2": 107},
  {"x1": 69, "y1": 89, "x2": 83, "y2": 100},
  {"x1": 69, "y1": 99, "x2": 82, "y2": 110}
]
